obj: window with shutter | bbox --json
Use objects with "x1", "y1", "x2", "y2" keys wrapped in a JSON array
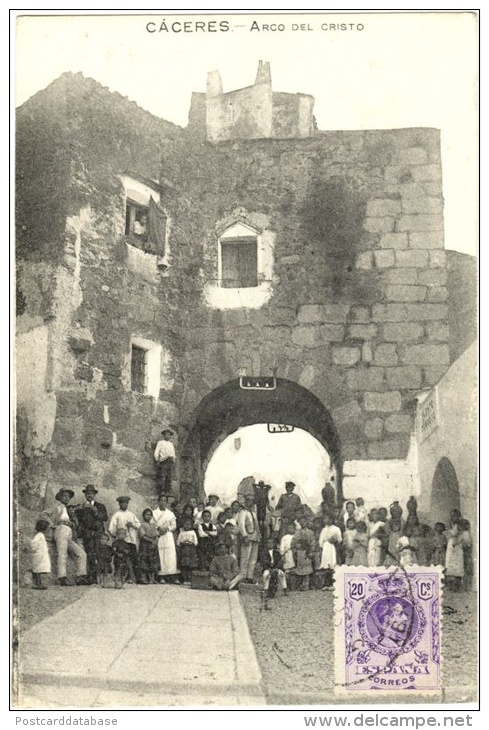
[{"x1": 221, "y1": 240, "x2": 258, "y2": 288}]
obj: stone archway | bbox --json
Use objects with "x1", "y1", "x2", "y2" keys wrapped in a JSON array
[
  {"x1": 179, "y1": 377, "x2": 342, "y2": 503},
  {"x1": 430, "y1": 457, "x2": 461, "y2": 524}
]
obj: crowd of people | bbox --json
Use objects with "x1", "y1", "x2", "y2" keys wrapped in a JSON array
[{"x1": 29, "y1": 480, "x2": 474, "y2": 604}]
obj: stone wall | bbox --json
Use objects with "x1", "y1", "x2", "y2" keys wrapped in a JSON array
[
  {"x1": 15, "y1": 72, "x2": 451, "y2": 505},
  {"x1": 15, "y1": 73, "x2": 184, "y2": 505},
  {"x1": 447, "y1": 250, "x2": 477, "y2": 363},
  {"x1": 163, "y1": 128, "x2": 448, "y2": 467},
  {"x1": 416, "y1": 342, "x2": 477, "y2": 526},
  {"x1": 203, "y1": 63, "x2": 315, "y2": 142}
]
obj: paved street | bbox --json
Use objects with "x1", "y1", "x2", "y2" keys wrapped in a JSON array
[{"x1": 16, "y1": 585, "x2": 264, "y2": 708}]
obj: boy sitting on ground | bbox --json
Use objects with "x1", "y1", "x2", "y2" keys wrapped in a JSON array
[{"x1": 209, "y1": 543, "x2": 241, "y2": 591}]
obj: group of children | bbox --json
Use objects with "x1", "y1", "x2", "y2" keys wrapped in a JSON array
[{"x1": 29, "y1": 489, "x2": 474, "y2": 595}]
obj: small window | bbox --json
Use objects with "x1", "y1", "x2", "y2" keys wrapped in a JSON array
[
  {"x1": 125, "y1": 197, "x2": 167, "y2": 256},
  {"x1": 221, "y1": 238, "x2": 258, "y2": 288},
  {"x1": 129, "y1": 337, "x2": 162, "y2": 398},
  {"x1": 126, "y1": 202, "x2": 149, "y2": 240},
  {"x1": 131, "y1": 345, "x2": 147, "y2": 393}
]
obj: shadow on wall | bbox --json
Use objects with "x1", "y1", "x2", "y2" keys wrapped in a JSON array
[{"x1": 300, "y1": 176, "x2": 375, "y2": 300}]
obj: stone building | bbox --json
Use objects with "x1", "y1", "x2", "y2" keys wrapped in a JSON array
[{"x1": 15, "y1": 63, "x2": 476, "y2": 518}]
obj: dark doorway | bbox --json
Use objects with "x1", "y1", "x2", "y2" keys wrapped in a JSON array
[{"x1": 430, "y1": 457, "x2": 461, "y2": 524}]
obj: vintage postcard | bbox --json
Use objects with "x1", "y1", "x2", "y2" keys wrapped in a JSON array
[{"x1": 13, "y1": 11, "x2": 478, "y2": 711}]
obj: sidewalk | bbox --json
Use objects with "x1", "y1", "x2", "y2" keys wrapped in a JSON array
[{"x1": 15, "y1": 584, "x2": 265, "y2": 708}]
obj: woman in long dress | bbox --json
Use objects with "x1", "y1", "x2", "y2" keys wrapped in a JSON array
[
  {"x1": 153, "y1": 494, "x2": 179, "y2": 584},
  {"x1": 445, "y1": 522, "x2": 465, "y2": 591}
]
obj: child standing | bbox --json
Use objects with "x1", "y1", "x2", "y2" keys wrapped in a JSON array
[
  {"x1": 262, "y1": 536, "x2": 288, "y2": 609},
  {"x1": 318, "y1": 514, "x2": 342, "y2": 590},
  {"x1": 292, "y1": 517, "x2": 315, "y2": 591},
  {"x1": 354, "y1": 497, "x2": 368, "y2": 524},
  {"x1": 279, "y1": 522, "x2": 296, "y2": 584},
  {"x1": 108, "y1": 496, "x2": 140, "y2": 583},
  {"x1": 431, "y1": 522, "x2": 447, "y2": 566},
  {"x1": 112, "y1": 528, "x2": 132, "y2": 589},
  {"x1": 343, "y1": 517, "x2": 357, "y2": 566},
  {"x1": 177, "y1": 517, "x2": 199, "y2": 583},
  {"x1": 397, "y1": 524, "x2": 417, "y2": 568},
  {"x1": 384, "y1": 518, "x2": 403, "y2": 567},
  {"x1": 197, "y1": 509, "x2": 218, "y2": 570},
  {"x1": 138, "y1": 509, "x2": 159, "y2": 584},
  {"x1": 30, "y1": 519, "x2": 51, "y2": 590},
  {"x1": 97, "y1": 533, "x2": 113, "y2": 588},
  {"x1": 352, "y1": 521, "x2": 368, "y2": 566},
  {"x1": 367, "y1": 510, "x2": 385, "y2": 567}
]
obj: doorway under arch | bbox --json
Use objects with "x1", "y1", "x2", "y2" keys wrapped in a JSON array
[
  {"x1": 430, "y1": 457, "x2": 461, "y2": 524},
  {"x1": 179, "y1": 377, "x2": 342, "y2": 504}
]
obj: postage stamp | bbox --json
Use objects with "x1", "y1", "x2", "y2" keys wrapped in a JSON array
[{"x1": 334, "y1": 565, "x2": 443, "y2": 695}]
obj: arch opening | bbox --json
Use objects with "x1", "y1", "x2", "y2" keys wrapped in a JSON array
[
  {"x1": 179, "y1": 377, "x2": 342, "y2": 504},
  {"x1": 430, "y1": 457, "x2": 461, "y2": 524}
]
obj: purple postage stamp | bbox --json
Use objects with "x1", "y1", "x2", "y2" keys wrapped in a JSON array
[{"x1": 334, "y1": 565, "x2": 443, "y2": 695}]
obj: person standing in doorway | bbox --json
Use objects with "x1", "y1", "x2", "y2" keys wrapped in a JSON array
[{"x1": 154, "y1": 428, "x2": 176, "y2": 496}]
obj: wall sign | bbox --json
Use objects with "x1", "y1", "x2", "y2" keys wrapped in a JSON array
[
  {"x1": 417, "y1": 390, "x2": 439, "y2": 443},
  {"x1": 267, "y1": 423, "x2": 294, "y2": 433},
  {"x1": 239, "y1": 376, "x2": 276, "y2": 390}
]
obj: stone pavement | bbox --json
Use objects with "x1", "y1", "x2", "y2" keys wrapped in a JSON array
[{"x1": 16, "y1": 584, "x2": 265, "y2": 708}]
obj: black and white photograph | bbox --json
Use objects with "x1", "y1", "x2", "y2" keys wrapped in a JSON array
[{"x1": 12, "y1": 10, "x2": 478, "y2": 713}]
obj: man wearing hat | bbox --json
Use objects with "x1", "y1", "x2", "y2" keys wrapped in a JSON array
[
  {"x1": 276, "y1": 481, "x2": 303, "y2": 536},
  {"x1": 108, "y1": 496, "x2": 140, "y2": 582},
  {"x1": 154, "y1": 428, "x2": 176, "y2": 496},
  {"x1": 42, "y1": 488, "x2": 89, "y2": 586},
  {"x1": 75, "y1": 485, "x2": 108, "y2": 585}
]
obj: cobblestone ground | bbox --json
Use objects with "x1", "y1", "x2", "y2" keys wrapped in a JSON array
[{"x1": 239, "y1": 588, "x2": 477, "y2": 705}]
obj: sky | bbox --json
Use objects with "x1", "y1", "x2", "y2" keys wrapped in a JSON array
[{"x1": 14, "y1": 11, "x2": 478, "y2": 256}]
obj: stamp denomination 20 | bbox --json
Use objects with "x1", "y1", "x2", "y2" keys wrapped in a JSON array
[{"x1": 334, "y1": 566, "x2": 443, "y2": 695}]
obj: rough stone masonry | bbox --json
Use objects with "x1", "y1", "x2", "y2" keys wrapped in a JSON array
[{"x1": 15, "y1": 67, "x2": 452, "y2": 508}]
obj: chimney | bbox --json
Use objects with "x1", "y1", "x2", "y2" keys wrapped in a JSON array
[
  {"x1": 255, "y1": 60, "x2": 271, "y2": 86},
  {"x1": 206, "y1": 70, "x2": 223, "y2": 98}
]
